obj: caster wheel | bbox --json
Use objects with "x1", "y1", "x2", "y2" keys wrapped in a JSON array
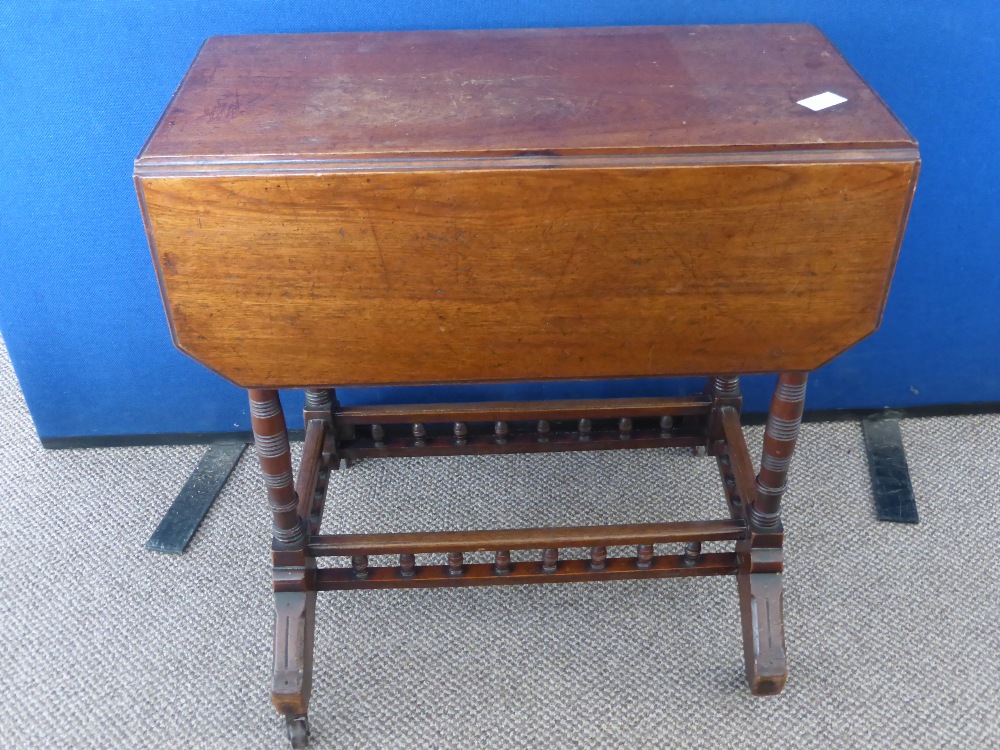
[{"x1": 285, "y1": 715, "x2": 310, "y2": 749}]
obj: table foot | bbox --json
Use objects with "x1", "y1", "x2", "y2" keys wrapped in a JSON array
[
  {"x1": 272, "y1": 591, "x2": 317, "y2": 720},
  {"x1": 738, "y1": 569, "x2": 787, "y2": 695}
]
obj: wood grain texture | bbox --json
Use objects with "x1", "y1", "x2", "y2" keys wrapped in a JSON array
[
  {"x1": 135, "y1": 25, "x2": 915, "y2": 166},
  {"x1": 139, "y1": 159, "x2": 916, "y2": 387},
  {"x1": 137, "y1": 25, "x2": 919, "y2": 389}
]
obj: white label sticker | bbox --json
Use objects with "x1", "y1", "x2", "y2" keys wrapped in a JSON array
[{"x1": 796, "y1": 91, "x2": 848, "y2": 111}]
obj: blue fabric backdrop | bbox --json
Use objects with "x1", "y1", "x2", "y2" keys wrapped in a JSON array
[{"x1": 1, "y1": 2, "x2": 997, "y2": 441}]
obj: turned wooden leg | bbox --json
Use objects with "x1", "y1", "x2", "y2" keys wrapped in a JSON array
[
  {"x1": 738, "y1": 372, "x2": 806, "y2": 696},
  {"x1": 250, "y1": 389, "x2": 304, "y2": 549},
  {"x1": 250, "y1": 389, "x2": 315, "y2": 748}
]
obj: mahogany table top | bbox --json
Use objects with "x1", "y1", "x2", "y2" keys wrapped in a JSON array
[
  {"x1": 135, "y1": 25, "x2": 919, "y2": 388},
  {"x1": 137, "y1": 24, "x2": 915, "y2": 169}
]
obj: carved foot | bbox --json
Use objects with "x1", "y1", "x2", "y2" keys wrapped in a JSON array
[
  {"x1": 737, "y1": 567, "x2": 787, "y2": 695},
  {"x1": 284, "y1": 714, "x2": 310, "y2": 749},
  {"x1": 273, "y1": 590, "x2": 317, "y2": 716}
]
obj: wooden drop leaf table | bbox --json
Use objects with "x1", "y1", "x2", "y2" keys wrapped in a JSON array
[{"x1": 135, "y1": 25, "x2": 918, "y2": 748}]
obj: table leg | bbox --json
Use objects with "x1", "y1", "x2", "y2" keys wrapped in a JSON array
[
  {"x1": 303, "y1": 388, "x2": 338, "y2": 532},
  {"x1": 249, "y1": 389, "x2": 315, "y2": 748},
  {"x1": 738, "y1": 372, "x2": 807, "y2": 695},
  {"x1": 707, "y1": 376, "x2": 742, "y2": 453}
]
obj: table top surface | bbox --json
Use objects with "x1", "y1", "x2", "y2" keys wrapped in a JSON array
[
  {"x1": 136, "y1": 24, "x2": 919, "y2": 388},
  {"x1": 137, "y1": 24, "x2": 915, "y2": 170}
]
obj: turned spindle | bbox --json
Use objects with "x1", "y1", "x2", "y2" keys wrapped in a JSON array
[
  {"x1": 619, "y1": 417, "x2": 632, "y2": 440},
  {"x1": 352, "y1": 555, "x2": 369, "y2": 579},
  {"x1": 371, "y1": 424, "x2": 385, "y2": 449},
  {"x1": 453, "y1": 422, "x2": 468, "y2": 445},
  {"x1": 659, "y1": 415, "x2": 674, "y2": 437},
  {"x1": 399, "y1": 553, "x2": 416, "y2": 577},
  {"x1": 304, "y1": 388, "x2": 333, "y2": 411},
  {"x1": 494, "y1": 550, "x2": 511, "y2": 575},
  {"x1": 541, "y1": 548, "x2": 559, "y2": 573},
  {"x1": 537, "y1": 419, "x2": 551, "y2": 442},
  {"x1": 682, "y1": 541, "x2": 702, "y2": 567},
  {"x1": 248, "y1": 389, "x2": 303, "y2": 548},
  {"x1": 711, "y1": 376, "x2": 741, "y2": 397},
  {"x1": 412, "y1": 422, "x2": 427, "y2": 447},
  {"x1": 447, "y1": 551, "x2": 464, "y2": 576},
  {"x1": 589, "y1": 546, "x2": 607, "y2": 571},
  {"x1": 636, "y1": 544, "x2": 654, "y2": 569},
  {"x1": 578, "y1": 418, "x2": 592, "y2": 441},
  {"x1": 753, "y1": 373, "x2": 808, "y2": 528},
  {"x1": 494, "y1": 421, "x2": 509, "y2": 445}
]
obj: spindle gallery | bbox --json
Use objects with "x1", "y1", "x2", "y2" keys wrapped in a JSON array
[{"x1": 135, "y1": 25, "x2": 918, "y2": 748}]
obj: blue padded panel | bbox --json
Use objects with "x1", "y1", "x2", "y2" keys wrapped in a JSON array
[{"x1": 0, "y1": 2, "x2": 996, "y2": 439}]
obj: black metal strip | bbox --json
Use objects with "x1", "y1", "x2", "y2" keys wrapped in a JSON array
[
  {"x1": 145, "y1": 441, "x2": 248, "y2": 554},
  {"x1": 861, "y1": 412, "x2": 919, "y2": 524}
]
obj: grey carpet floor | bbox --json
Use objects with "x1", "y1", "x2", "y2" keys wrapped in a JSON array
[{"x1": 0, "y1": 334, "x2": 997, "y2": 749}]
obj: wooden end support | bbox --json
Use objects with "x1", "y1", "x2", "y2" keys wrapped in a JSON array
[
  {"x1": 250, "y1": 388, "x2": 338, "y2": 747},
  {"x1": 721, "y1": 373, "x2": 807, "y2": 696},
  {"x1": 249, "y1": 386, "x2": 805, "y2": 721}
]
